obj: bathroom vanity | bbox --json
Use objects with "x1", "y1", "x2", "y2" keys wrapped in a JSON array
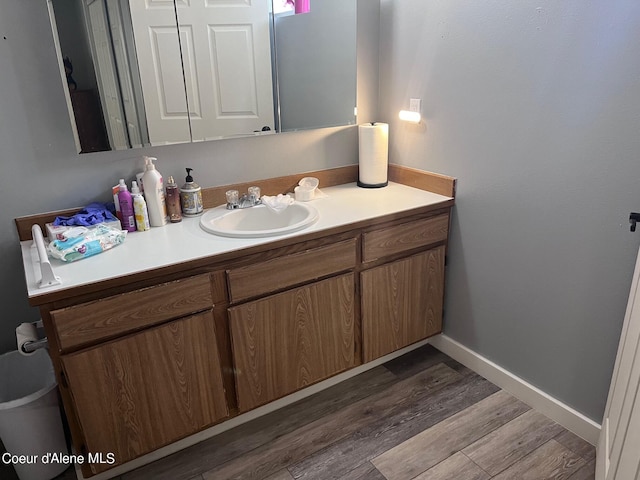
[{"x1": 16, "y1": 165, "x2": 455, "y2": 477}]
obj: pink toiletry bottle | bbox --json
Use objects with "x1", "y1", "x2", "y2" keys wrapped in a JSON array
[{"x1": 118, "y1": 179, "x2": 136, "y2": 232}]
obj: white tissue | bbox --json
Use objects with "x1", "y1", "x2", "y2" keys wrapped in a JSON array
[
  {"x1": 16, "y1": 323, "x2": 38, "y2": 356},
  {"x1": 261, "y1": 194, "x2": 294, "y2": 213}
]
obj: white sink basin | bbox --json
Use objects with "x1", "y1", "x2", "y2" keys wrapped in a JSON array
[{"x1": 200, "y1": 203, "x2": 319, "y2": 238}]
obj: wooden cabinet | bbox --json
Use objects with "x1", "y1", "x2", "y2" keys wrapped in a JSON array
[
  {"x1": 34, "y1": 206, "x2": 450, "y2": 477},
  {"x1": 49, "y1": 275, "x2": 228, "y2": 475},
  {"x1": 62, "y1": 310, "x2": 228, "y2": 474},
  {"x1": 14, "y1": 168, "x2": 457, "y2": 478},
  {"x1": 226, "y1": 239, "x2": 358, "y2": 412},
  {"x1": 229, "y1": 274, "x2": 356, "y2": 412},
  {"x1": 361, "y1": 214, "x2": 449, "y2": 362},
  {"x1": 228, "y1": 213, "x2": 449, "y2": 409},
  {"x1": 361, "y1": 246, "x2": 446, "y2": 362}
]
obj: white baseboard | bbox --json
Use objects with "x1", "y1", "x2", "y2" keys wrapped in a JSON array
[{"x1": 429, "y1": 334, "x2": 601, "y2": 445}]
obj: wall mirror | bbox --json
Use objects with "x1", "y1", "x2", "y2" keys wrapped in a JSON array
[{"x1": 48, "y1": 0, "x2": 359, "y2": 154}]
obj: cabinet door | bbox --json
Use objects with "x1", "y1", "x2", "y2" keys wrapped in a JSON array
[
  {"x1": 229, "y1": 274, "x2": 355, "y2": 412},
  {"x1": 361, "y1": 246, "x2": 445, "y2": 363},
  {"x1": 62, "y1": 310, "x2": 228, "y2": 474}
]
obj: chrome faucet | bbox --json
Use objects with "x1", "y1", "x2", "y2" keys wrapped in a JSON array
[{"x1": 226, "y1": 186, "x2": 261, "y2": 210}]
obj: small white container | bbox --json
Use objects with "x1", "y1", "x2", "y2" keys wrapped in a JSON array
[
  {"x1": 299, "y1": 177, "x2": 319, "y2": 189},
  {"x1": 294, "y1": 186, "x2": 315, "y2": 202},
  {"x1": 295, "y1": 177, "x2": 319, "y2": 202}
]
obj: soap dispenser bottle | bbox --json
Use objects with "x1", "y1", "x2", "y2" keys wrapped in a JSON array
[
  {"x1": 117, "y1": 179, "x2": 136, "y2": 232},
  {"x1": 180, "y1": 168, "x2": 203, "y2": 216},
  {"x1": 141, "y1": 156, "x2": 168, "y2": 227},
  {"x1": 131, "y1": 180, "x2": 150, "y2": 231}
]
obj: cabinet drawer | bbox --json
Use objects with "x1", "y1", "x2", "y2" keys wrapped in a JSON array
[
  {"x1": 362, "y1": 214, "x2": 449, "y2": 262},
  {"x1": 227, "y1": 238, "x2": 357, "y2": 303},
  {"x1": 52, "y1": 274, "x2": 213, "y2": 351}
]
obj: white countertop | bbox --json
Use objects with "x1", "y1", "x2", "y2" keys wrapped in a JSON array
[{"x1": 21, "y1": 182, "x2": 452, "y2": 301}]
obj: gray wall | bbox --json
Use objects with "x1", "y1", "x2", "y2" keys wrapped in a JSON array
[
  {"x1": 356, "y1": 0, "x2": 380, "y2": 124},
  {"x1": 378, "y1": 0, "x2": 640, "y2": 422},
  {"x1": 0, "y1": 1, "x2": 357, "y2": 353},
  {"x1": 276, "y1": 0, "x2": 357, "y2": 131}
]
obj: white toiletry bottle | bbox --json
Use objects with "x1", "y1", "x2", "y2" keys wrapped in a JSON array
[
  {"x1": 131, "y1": 180, "x2": 150, "y2": 231},
  {"x1": 141, "y1": 156, "x2": 168, "y2": 227}
]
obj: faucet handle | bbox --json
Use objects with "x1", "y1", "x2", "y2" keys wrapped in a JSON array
[
  {"x1": 248, "y1": 186, "x2": 261, "y2": 202},
  {"x1": 226, "y1": 190, "x2": 239, "y2": 209}
]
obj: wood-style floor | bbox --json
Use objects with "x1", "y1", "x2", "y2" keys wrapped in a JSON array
[{"x1": 40, "y1": 345, "x2": 594, "y2": 480}]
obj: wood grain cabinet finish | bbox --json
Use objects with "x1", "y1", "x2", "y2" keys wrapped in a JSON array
[
  {"x1": 227, "y1": 239, "x2": 357, "y2": 303},
  {"x1": 61, "y1": 310, "x2": 228, "y2": 474},
  {"x1": 229, "y1": 274, "x2": 356, "y2": 412},
  {"x1": 41, "y1": 204, "x2": 451, "y2": 476},
  {"x1": 51, "y1": 274, "x2": 214, "y2": 351},
  {"x1": 361, "y1": 246, "x2": 446, "y2": 362},
  {"x1": 362, "y1": 214, "x2": 449, "y2": 263}
]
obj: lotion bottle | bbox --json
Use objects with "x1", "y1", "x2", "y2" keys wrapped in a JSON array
[
  {"x1": 131, "y1": 181, "x2": 150, "y2": 231},
  {"x1": 141, "y1": 156, "x2": 168, "y2": 226},
  {"x1": 117, "y1": 179, "x2": 136, "y2": 232},
  {"x1": 180, "y1": 168, "x2": 203, "y2": 216}
]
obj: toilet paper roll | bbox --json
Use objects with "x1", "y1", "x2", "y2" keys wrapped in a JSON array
[
  {"x1": 358, "y1": 123, "x2": 389, "y2": 188},
  {"x1": 16, "y1": 323, "x2": 38, "y2": 356}
]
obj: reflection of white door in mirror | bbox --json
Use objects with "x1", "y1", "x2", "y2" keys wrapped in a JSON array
[
  {"x1": 130, "y1": 0, "x2": 192, "y2": 146},
  {"x1": 104, "y1": 0, "x2": 147, "y2": 149},
  {"x1": 86, "y1": 0, "x2": 129, "y2": 149},
  {"x1": 175, "y1": 0, "x2": 275, "y2": 140}
]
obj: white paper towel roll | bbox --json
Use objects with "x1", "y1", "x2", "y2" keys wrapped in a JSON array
[
  {"x1": 358, "y1": 122, "x2": 389, "y2": 188},
  {"x1": 16, "y1": 322, "x2": 38, "y2": 356}
]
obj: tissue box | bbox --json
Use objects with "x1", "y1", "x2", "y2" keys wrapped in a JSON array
[{"x1": 45, "y1": 220, "x2": 122, "y2": 241}]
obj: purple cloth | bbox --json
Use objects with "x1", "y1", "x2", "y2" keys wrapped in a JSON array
[{"x1": 53, "y1": 203, "x2": 118, "y2": 226}]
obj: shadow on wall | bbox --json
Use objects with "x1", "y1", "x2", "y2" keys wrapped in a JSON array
[{"x1": 442, "y1": 207, "x2": 480, "y2": 345}]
